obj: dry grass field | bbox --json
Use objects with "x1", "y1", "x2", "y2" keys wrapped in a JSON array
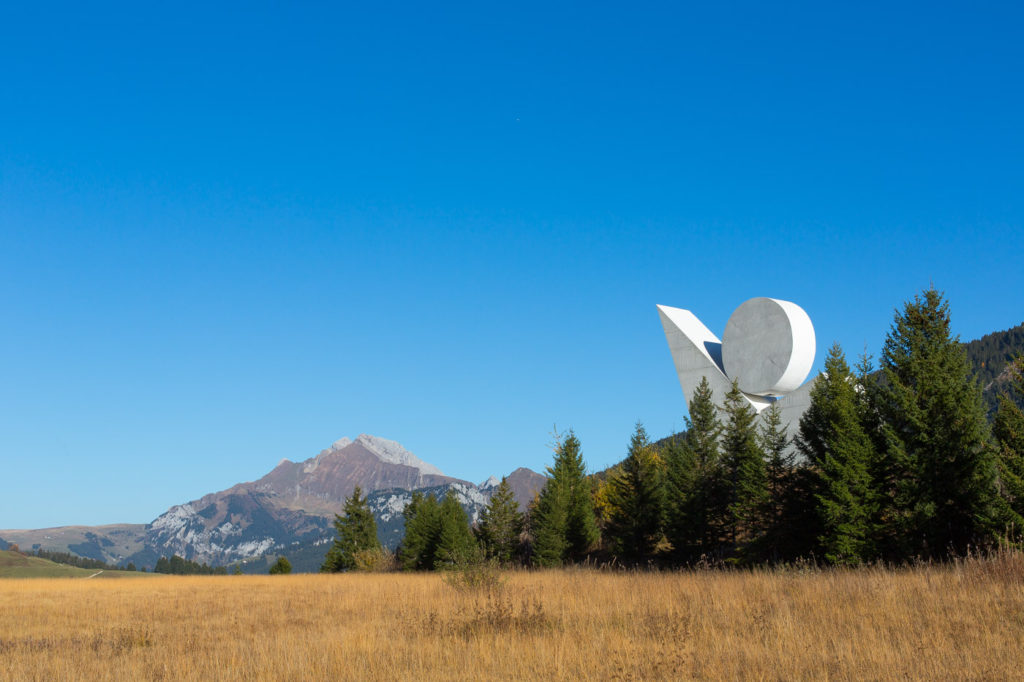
[{"x1": 1, "y1": 552, "x2": 1022, "y2": 681}]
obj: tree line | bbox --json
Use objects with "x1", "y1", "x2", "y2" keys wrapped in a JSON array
[
  {"x1": 322, "y1": 288, "x2": 1024, "y2": 571},
  {"x1": 28, "y1": 548, "x2": 134, "y2": 571},
  {"x1": 154, "y1": 554, "x2": 229, "y2": 575}
]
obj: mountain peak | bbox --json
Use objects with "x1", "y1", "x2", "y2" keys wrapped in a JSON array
[
  {"x1": 353, "y1": 434, "x2": 445, "y2": 476},
  {"x1": 480, "y1": 475, "x2": 501, "y2": 489},
  {"x1": 329, "y1": 437, "x2": 353, "y2": 451}
]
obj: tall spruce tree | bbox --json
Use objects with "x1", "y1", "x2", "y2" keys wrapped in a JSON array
[
  {"x1": 606, "y1": 422, "x2": 666, "y2": 563},
  {"x1": 665, "y1": 376, "x2": 722, "y2": 561},
  {"x1": 797, "y1": 343, "x2": 877, "y2": 565},
  {"x1": 720, "y1": 380, "x2": 768, "y2": 558},
  {"x1": 531, "y1": 431, "x2": 598, "y2": 566},
  {"x1": 877, "y1": 288, "x2": 1000, "y2": 558},
  {"x1": 397, "y1": 492, "x2": 441, "y2": 570},
  {"x1": 993, "y1": 359, "x2": 1024, "y2": 528},
  {"x1": 755, "y1": 402, "x2": 800, "y2": 562},
  {"x1": 662, "y1": 434, "x2": 695, "y2": 559},
  {"x1": 434, "y1": 489, "x2": 477, "y2": 569},
  {"x1": 854, "y1": 351, "x2": 906, "y2": 560},
  {"x1": 476, "y1": 477, "x2": 525, "y2": 565},
  {"x1": 322, "y1": 486, "x2": 381, "y2": 572}
]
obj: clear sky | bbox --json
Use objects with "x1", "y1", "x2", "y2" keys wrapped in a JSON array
[{"x1": 2, "y1": 2, "x2": 1022, "y2": 529}]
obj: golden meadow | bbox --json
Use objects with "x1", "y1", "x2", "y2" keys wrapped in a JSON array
[{"x1": 2, "y1": 550, "x2": 1023, "y2": 681}]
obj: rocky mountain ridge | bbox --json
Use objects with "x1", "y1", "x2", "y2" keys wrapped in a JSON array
[{"x1": 0, "y1": 436, "x2": 546, "y2": 571}]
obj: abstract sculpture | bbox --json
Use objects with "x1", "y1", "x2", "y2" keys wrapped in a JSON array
[{"x1": 657, "y1": 297, "x2": 818, "y2": 438}]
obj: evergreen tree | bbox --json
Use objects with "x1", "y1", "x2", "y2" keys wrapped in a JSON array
[
  {"x1": 606, "y1": 422, "x2": 666, "y2": 563},
  {"x1": 476, "y1": 477, "x2": 525, "y2": 565},
  {"x1": 269, "y1": 556, "x2": 292, "y2": 574},
  {"x1": 797, "y1": 343, "x2": 877, "y2": 564},
  {"x1": 397, "y1": 492, "x2": 441, "y2": 570},
  {"x1": 877, "y1": 288, "x2": 1000, "y2": 558},
  {"x1": 755, "y1": 402, "x2": 801, "y2": 562},
  {"x1": 531, "y1": 431, "x2": 598, "y2": 566},
  {"x1": 322, "y1": 486, "x2": 381, "y2": 572},
  {"x1": 854, "y1": 351, "x2": 906, "y2": 560},
  {"x1": 720, "y1": 380, "x2": 768, "y2": 558},
  {"x1": 993, "y1": 359, "x2": 1024, "y2": 528},
  {"x1": 434, "y1": 489, "x2": 477, "y2": 569},
  {"x1": 665, "y1": 377, "x2": 722, "y2": 562},
  {"x1": 662, "y1": 434, "x2": 695, "y2": 559},
  {"x1": 531, "y1": 478, "x2": 569, "y2": 567}
]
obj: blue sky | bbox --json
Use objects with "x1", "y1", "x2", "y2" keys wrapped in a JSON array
[{"x1": 2, "y1": 2, "x2": 1022, "y2": 528}]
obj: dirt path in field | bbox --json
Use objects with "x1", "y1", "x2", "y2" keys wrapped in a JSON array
[{"x1": 86, "y1": 570, "x2": 103, "y2": 579}]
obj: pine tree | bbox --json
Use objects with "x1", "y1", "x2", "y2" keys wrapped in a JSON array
[
  {"x1": 797, "y1": 343, "x2": 877, "y2": 564},
  {"x1": 269, "y1": 556, "x2": 292, "y2": 574},
  {"x1": 397, "y1": 492, "x2": 441, "y2": 570},
  {"x1": 531, "y1": 431, "x2": 598, "y2": 566},
  {"x1": 720, "y1": 380, "x2": 768, "y2": 559},
  {"x1": 606, "y1": 422, "x2": 666, "y2": 563},
  {"x1": 993, "y1": 359, "x2": 1024, "y2": 528},
  {"x1": 476, "y1": 477, "x2": 525, "y2": 565},
  {"x1": 877, "y1": 288, "x2": 999, "y2": 558},
  {"x1": 434, "y1": 489, "x2": 477, "y2": 569},
  {"x1": 322, "y1": 486, "x2": 381, "y2": 572}
]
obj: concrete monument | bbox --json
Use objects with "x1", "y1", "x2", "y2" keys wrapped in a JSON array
[{"x1": 657, "y1": 297, "x2": 817, "y2": 438}]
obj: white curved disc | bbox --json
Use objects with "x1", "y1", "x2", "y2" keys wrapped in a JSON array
[{"x1": 721, "y1": 297, "x2": 815, "y2": 396}]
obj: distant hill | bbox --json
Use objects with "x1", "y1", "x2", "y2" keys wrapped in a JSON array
[
  {"x1": 962, "y1": 322, "x2": 1024, "y2": 415},
  {"x1": 0, "y1": 549, "x2": 149, "y2": 579}
]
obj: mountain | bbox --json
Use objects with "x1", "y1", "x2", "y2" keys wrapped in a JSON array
[
  {"x1": 0, "y1": 524, "x2": 147, "y2": 566},
  {"x1": 962, "y1": 321, "x2": 1024, "y2": 415},
  {"x1": 503, "y1": 467, "x2": 548, "y2": 510},
  {"x1": 246, "y1": 434, "x2": 464, "y2": 516},
  {"x1": 140, "y1": 489, "x2": 333, "y2": 568},
  {"x1": 1, "y1": 434, "x2": 546, "y2": 572}
]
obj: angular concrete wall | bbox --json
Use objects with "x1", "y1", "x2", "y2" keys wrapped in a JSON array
[{"x1": 657, "y1": 299, "x2": 818, "y2": 449}]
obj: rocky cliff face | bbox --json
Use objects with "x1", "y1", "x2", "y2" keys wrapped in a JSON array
[{"x1": 143, "y1": 489, "x2": 332, "y2": 567}]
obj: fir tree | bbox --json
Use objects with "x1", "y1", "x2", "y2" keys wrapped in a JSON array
[
  {"x1": 720, "y1": 380, "x2": 768, "y2": 558},
  {"x1": 434, "y1": 489, "x2": 477, "y2": 569},
  {"x1": 606, "y1": 422, "x2": 666, "y2": 563},
  {"x1": 322, "y1": 486, "x2": 381, "y2": 572},
  {"x1": 877, "y1": 288, "x2": 1000, "y2": 558},
  {"x1": 661, "y1": 434, "x2": 695, "y2": 559},
  {"x1": 530, "y1": 479, "x2": 568, "y2": 567},
  {"x1": 397, "y1": 492, "x2": 441, "y2": 571},
  {"x1": 269, "y1": 556, "x2": 292, "y2": 574},
  {"x1": 755, "y1": 402, "x2": 801, "y2": 562},
  {"x1": 665, "y1": 377, "x2": 722, "y2": 561},
  {"x1": 476, "y1": 477, "x2": 525, "y2": 565},
  {"x1": 797, "y1": 343, "x2": 877, "y2": 564},
  {"x1": 531, "y1": 431, "x2": 598, "y2": 566}
]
